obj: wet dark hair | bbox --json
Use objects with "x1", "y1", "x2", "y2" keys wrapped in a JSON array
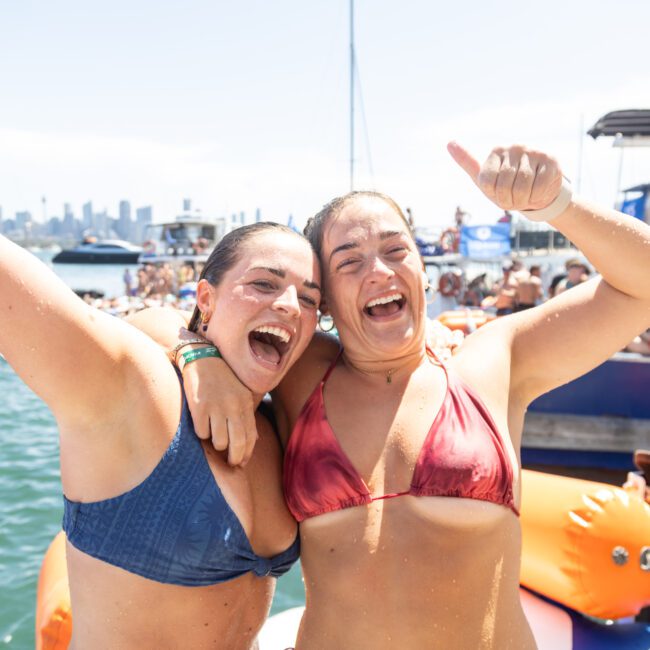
[
  {"x1": 303, "y1": 191, "x2": 415, "y2": 262},
  {"x1": 188, "y1": 222, "x2": 308, "y2": 332}
]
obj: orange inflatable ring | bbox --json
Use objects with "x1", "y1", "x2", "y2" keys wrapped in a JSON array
[
  {"x1": 35, "y1": 532, "x2": 71, "y2": 650},
  {"x1": 436, "y1": 309, "x2": 493, "y2": 334},
  {"x1": 437, "y1": 272, "x2": 462, "y2": 298}
]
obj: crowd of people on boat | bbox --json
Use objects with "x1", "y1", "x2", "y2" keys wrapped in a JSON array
[
  {"x1": 459, "y1": 257, "x2": 589, "y2": 314},
  {"x1": 456, "y1": 257, "x2": 648, "y2": 355}
]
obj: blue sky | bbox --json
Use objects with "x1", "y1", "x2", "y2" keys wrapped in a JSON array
[{"x1": 2, "y1": 0, "x2": 650, "y2": 230}]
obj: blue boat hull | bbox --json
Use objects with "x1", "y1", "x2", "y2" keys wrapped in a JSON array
[{"x1": 530, "y1": 354, "x2": 650, "y2": 420}]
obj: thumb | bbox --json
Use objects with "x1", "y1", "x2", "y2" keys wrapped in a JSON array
[{"x1": 447, "y1": 141, "x2": 481, "y2": 184}]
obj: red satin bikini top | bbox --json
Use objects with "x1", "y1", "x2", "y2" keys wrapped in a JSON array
[{"x1": 283, "y1": 349, "x2": 519, "y2": 522}]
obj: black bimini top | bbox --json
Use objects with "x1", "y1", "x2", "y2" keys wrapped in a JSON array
[{"x1": 588, "y1": 109, "x2": 650, "y2": 139}]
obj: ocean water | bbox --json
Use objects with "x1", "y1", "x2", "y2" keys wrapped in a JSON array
[{"x1": 0, "y1": 256, "x2": 305, "y2": 649}]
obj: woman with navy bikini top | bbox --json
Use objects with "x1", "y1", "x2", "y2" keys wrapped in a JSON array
[
  {"x1": 0, "y1": 222, "x2": 322, "y2": 649},
  {"x1": 165, "y1": 142, "x2": 650, "y2": 648}
]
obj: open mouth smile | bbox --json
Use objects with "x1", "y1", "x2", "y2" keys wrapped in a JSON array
[
  {"x1": 248, "y1": 325, "x2": 293, "y2": 366},
  {"x1": 363, "y1": 292, "x2": 406, "y2": 318}
]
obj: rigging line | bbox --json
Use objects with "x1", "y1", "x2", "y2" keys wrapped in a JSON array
[{"x1": 353, "y1": 55, "x2": 375, "y2": 188}]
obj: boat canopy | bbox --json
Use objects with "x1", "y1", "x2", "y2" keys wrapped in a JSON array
[{"x1": 588, "y1": 109, "x2": 650, "y2": 139}]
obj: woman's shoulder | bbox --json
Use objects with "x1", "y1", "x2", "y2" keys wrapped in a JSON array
[{"x1": 272, "y1": 331, "x2": 339, "y2": 419}]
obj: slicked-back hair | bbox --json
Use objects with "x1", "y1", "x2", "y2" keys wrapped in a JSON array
[
  {"x1": 303, "y1": 191, "x2": 415, "y2": 263},
  {"x1": 188, "y1": 222, "x2": 307, "y2": 332}
]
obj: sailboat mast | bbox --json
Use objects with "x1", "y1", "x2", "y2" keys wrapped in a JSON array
[{"x1": 349, "y1": 0, "x2": 355, "y2": 191}]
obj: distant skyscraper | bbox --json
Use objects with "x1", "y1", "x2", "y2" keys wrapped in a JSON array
[
  {"x1": 135, "y1": 206, "x2": 153, "y2": 243},
  {"x1": 82, "y1": 202, "x2": 93, "y2": 230},
  {"x1": 118, "y1": 200, "x2": 132, "y2": 240},
  {"x1": 63, "y1": 203, "x2": 75, "y2": 236},
  {"x1": 94, "y1": 210, "x2": 109, "y2": 238},
  {"x1": 183, "y1": 199, "x2": 191, "y2": 212},
  {"x1": 15, "y1": 211, "x2": 32, "y2": 230},
  {"x1": 47, "y1": 217, "x2": 62, "y2": 237}
]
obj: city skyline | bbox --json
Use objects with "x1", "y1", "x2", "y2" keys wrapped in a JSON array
[
  {"x1": 2, "y1": 2, "x2": 650, "y2": 229},
  {"x1": 0, "y1": 198, "x2": 155, "y2": 243}
]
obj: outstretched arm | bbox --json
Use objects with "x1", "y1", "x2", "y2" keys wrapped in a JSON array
[
  {"x1": 0, "y1": 236, "x2": 160, "y2": 427},
  {"x1": 126, "y1": 307, "x2": 258, "y2": 466},
  {"x1": 449, "y1": 142, "x2": 650, "y2": 404}
]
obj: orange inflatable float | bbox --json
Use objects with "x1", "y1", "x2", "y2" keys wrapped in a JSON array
[
  {"x1": 35, "y1": 470, "x2": 650, "y2": 648},
  {"x1": 35, "y1": 531, "x2": 71, "y2": 650},
  {"x1": 436, "y1": 309, "x2": 494, "y2": 334},
  {"x1": 520, "y1": 470, "x2": 650, "y2": 620}
]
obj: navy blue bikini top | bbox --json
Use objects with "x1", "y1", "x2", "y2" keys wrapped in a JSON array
[{"x1": 62, "y1": 375, "x2": 300, "y2": 586}]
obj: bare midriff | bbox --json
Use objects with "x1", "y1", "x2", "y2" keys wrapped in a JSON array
[
  {"x1": 296, "y1": 496, "x2": 536, "y2": 650},
  {"x1": 67, "y1": 544, "x2": 274, "y2": 650}
]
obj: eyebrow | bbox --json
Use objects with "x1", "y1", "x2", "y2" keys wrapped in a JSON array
[
  {"x1": 250, "y1": 266, "x2": 321, "y2": 292},
  {"x1": 380, "y1": 230, "x2": 407, "y2": 241},
  {"x1": 328, "y1": 230, "x2": 408, "y2": 263}
]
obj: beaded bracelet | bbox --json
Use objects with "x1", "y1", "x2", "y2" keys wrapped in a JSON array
[
  {"x1": 179, "y1": 346, "x2": 222, "y2": 372},
  {"x1": 168, "y1": 337, "x2": 211, "y2": 364}
]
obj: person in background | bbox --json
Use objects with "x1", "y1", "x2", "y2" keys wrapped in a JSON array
[
  {"x1": 513, "y1": 262, "x2": 543, "y2": 311},
  {"x1": 179, "y1": 261, "x2": 196, "y2": 284},
  {"x1": 122, "y1": 267, "x2": 134, "y2": 297},
  {"x1": 482, "y1": 259, "x2": 519, "y2": 315},
  {"x1": 461, "y1": 272, "x2": 489, "y2": 307},
  {"x1": 554, "y1": 258, "x2": 591, "y2": 295}
]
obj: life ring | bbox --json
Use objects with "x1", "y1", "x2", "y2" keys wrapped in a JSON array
[
  {"x1": 440, "y1": 228, "x2": 459, "y2": 253},
  {"x1": 142, "y1": 240, "x2": 156, "y2": 255},
  {"x1": 438, "y1": 272, "x2": 462, "y2": 298}
]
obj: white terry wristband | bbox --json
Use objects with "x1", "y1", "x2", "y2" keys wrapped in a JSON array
[{"x1": 519, "y1": 177, "x2": 573, "y2": 222}]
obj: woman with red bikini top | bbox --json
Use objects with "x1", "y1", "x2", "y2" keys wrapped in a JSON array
[{"x1": 157, "y1": 142, "x2": 650, "y2": 649}]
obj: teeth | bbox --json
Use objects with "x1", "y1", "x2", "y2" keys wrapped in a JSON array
[
  {"x1": 253, "y1": 325, "x2": 291, "y2": 344},
  {"x1": 365, "y1": 293, "x2": 403, "y2": 309}
]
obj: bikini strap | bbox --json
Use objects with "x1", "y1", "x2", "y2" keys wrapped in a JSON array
[
  {"x1": 321, "y1": 347, "x2": 344, "y2": 384},
  {"x1": 425, "y1": 344, "x2": 445, "y2": 369}
]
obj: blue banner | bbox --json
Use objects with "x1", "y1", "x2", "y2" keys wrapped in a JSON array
[
  {"x1": 459, "y1": 223, "x2": 511, "y2": 259},
  {"x1": 621, "y1": 195, "x2": 646, "y2": 220}
]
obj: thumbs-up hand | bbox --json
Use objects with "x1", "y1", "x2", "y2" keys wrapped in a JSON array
[{"x1": 447, "y1": 142, "x2": 563, "y2": 212}]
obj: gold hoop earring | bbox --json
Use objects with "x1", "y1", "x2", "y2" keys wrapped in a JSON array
[
  {"x1": 318, "y1": 312, "x2": 335, "y2": 333},
  {"x1": 200, "y1": 311, "x2": 210, "y2": 333}
]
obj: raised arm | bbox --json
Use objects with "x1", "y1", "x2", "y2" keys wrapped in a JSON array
[
  {"x1": 448, "y1": 142, "x2": 650, "y2": 404},
  {"x1": 126, "y1": 306, "x2": 258, "y2": 466},
  {"x1": 0, "y1": 236, "x2": 162, "y2": 427}
]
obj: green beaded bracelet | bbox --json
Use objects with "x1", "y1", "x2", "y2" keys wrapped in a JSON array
[{"x1": 179, "y1": 346, "x2": 221, "y2": 371}]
